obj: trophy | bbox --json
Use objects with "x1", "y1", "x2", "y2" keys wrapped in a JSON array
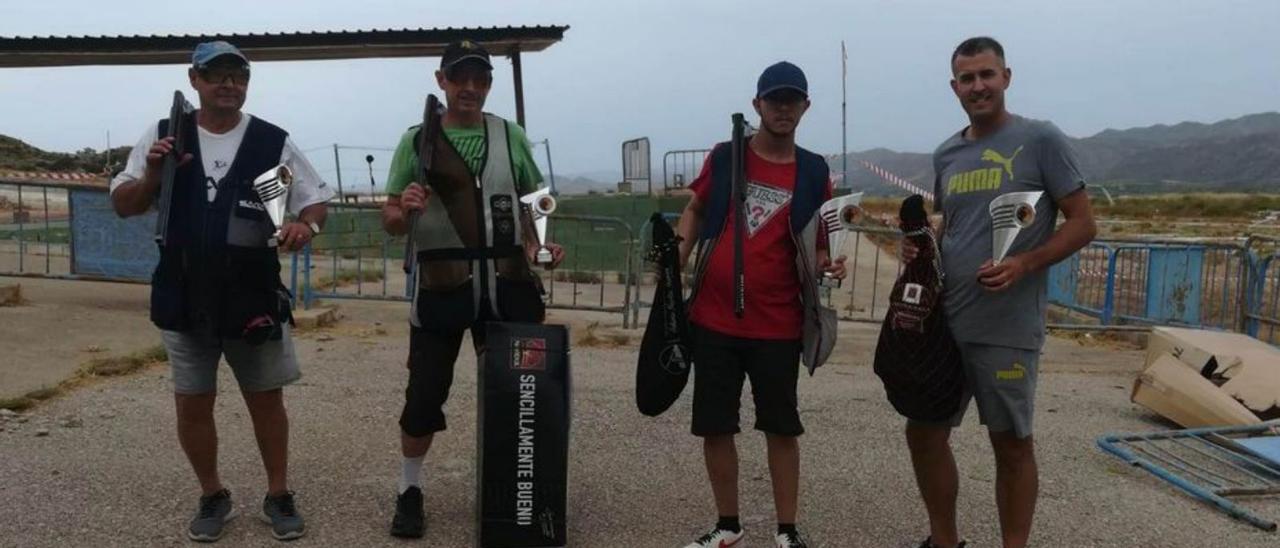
[
  {"x1": 817, "y1": 192, "x2": 863, "y2": 288},
  {"x1": 251, "y1": 164, "x2": 294, "y2": 247},
  {"x1": 520, "y1": 187, "x2": 557, "y2": 264},
  {"x1": 988, "y1": 191, "x2": 1043, "y2": 265}
]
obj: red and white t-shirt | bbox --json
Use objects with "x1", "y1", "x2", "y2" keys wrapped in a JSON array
[{"x1": 688, "y1": 144, "x2": 829, "y2": 340}]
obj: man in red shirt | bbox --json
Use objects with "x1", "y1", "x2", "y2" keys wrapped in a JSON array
[{"x1": 674, "y1": 61, "x2": 845, "y2": 548}]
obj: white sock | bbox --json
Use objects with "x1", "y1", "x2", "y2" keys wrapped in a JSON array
[{"x1": 400, "y1": 456, "x2": 424, "y2": 494}]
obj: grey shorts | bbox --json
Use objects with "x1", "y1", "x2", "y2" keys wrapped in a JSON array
[
  {"x1": 913, "y1": 342, "x2": 1040, "y2": 439},
  {"x1": 161, "y1": 326, "x2": 301, "y2": 394}
]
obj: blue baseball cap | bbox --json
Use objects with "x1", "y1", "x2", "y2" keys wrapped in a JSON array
[
  {"x1": 756, "y1": 61, "x2": 808, "y2": 98},
  {"x1": 191, "y1": 41, "x2": 249, "y2": 69}
]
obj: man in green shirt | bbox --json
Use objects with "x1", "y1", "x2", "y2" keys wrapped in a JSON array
[{"x1": 380, "y1": 40, "x2": 564, "y2": 540}]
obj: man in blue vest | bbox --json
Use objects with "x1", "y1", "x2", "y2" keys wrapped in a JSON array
[
  {"x1": 673, "y1": 61, "x2": 844, "y2": 548},
  {"x1": 380, "y1": 40, "x2": 564, "y2": 539},
  {"x1": 111, "y1": 41, "x2": 332, "y2": 543}
]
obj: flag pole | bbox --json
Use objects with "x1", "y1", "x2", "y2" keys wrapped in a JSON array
[{"x1": 841, "y1": 40, "x2": 848, "y2": 190}]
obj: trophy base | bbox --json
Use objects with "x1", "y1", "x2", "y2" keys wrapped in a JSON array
[
  {"x1": 266, "y1": 228, "x2": 284, "y2": 249},
  {"x1": 535, "y1": 248, "x2": 554, "y2": 265},
  {"x1": 819, "y1": 275, "x2": 842, "y2": 289}
]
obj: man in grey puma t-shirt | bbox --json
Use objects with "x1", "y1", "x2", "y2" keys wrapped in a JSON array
[
  {"x1": 903, "y1": 37, "x2": 1097, "y2": 548},
  {"x1": 934, "y1": 114, "x2": 1085, "y2": 351}
]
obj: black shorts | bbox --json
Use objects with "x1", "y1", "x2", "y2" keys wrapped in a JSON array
[
  {"x1": 398, "y1": 323, "x2": 486, "y2": 437},
  {"x1": 399, "y1": 282, "x2": 544, "y2": 438},
  {"x1": 691, "y1": 323, "x2": 804, "y2": 437}
]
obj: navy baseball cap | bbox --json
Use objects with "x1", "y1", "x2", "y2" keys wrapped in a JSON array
[
  {"x1": 440, "y1": 40, "x2": 493, "y2": 72},
  {"x1": 191, "y1": 41, "x2": 249, "y2": 69},
  {"x1": 756, "y1": 61, "x2": 808, "y2": 98}
]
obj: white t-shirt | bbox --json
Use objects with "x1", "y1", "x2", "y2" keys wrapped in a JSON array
[{"x1": 110, "y1": 113, "x2": 333, "y2": 215}]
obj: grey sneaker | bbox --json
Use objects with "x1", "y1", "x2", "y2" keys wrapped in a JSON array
[
  {"x1": 188, "y1": 489, "x2": 238, "y2": 542},
  {"x1": 261, "y1": 491, "x2": 305, "y2": 541}
]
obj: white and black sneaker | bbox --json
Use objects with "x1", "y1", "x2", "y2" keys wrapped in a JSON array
[
  {"x1": 775, "y1": 530, "x2": 809, "y2": 548},
  {"x1": 685, "y1": 526, "x2": 745, "y2": 548}
]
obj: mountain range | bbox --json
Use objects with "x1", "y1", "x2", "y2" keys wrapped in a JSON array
[
  {"x1": 4, "y1": 112, "x2": 1278, "y2": 195},
  {"x1": 837, "y1": 112, "x2": 1280, "y2": 195}
]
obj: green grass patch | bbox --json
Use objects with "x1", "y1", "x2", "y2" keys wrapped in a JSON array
[
  {"x1": 552, "y1": 270, "x2": 604, "y2": 284},
  {"x1": 316, "y1": 268, "x2": 386, "y2": 290},
  {"x1": 0, "y1": 345, "x2": 168, "y2": 411},
  {"x1": 82, "y1": 345, "x2": 168, "y2": 377},
  {"x1": 312, "y1": 194, "x2": 703, "y2": 275},
  {"x1": 574, "y1": 321, "x2": 632, "y2": 348},
  {"x1": 0, "y1": 397, "x2": 35, "y2": 411},
  {"x1": 0, "y1": 226, "x2": 71, "y2": 244},
  {"x1": 23, "y1": 386, "x2": 59, "y2": 401},
  {"x1": 1096, "y1": 193, "x2": 1280, "y2": 220}
]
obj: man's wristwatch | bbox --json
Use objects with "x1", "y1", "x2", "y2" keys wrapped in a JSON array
[{"x1": 306, "y1": 221, "x2": 321, "y2": 236}]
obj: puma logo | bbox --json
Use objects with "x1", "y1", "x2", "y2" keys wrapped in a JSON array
[
  {"x1": 995, "y1": 362, "x2": 1027, "y2": 381},
  {"x1": 981, "y1": 145, "x2": 1024, "y2": 178}
]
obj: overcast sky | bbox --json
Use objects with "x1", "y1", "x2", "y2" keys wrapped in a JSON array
[{"x1": 1, "y1": 0, "x2": 1276, "y2": 186}]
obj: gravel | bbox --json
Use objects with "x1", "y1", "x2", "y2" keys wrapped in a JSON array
[{"x1": 1, "y1": 303, "x2": 1277, "y2": 547}]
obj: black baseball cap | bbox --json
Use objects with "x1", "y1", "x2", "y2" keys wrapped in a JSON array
[
  {"x1": 440, "y1": 40, "x2": 493, "y2": 72},
  {"x1": 756, "y1": 61, "x2": 808, "y2": 99}
]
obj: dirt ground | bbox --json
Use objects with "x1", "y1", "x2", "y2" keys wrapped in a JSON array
[
  {"x1": 2, "y1": 278, "x2": 1280, "y2": 547},
  {"x1": 0, "y1": 277, "x2": 153, "y2": 400}
]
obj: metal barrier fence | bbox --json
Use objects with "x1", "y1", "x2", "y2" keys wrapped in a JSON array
[
  {"x1": 1048, "y1": 237, "x2": 1280, "y2": 343},
  {"x1": 543, "y1": 215, "x2": 635, "y2": 326},
  {"x1": 5, "y1": 183, "x2": 1277, "y2": 345},
  {"x1": 621, "y1": 137, "x2": 652, "y2": 195},
  {"x1": 1245, "y1": 236, "x2": 1280, "y2": 344},
  {"x1": 0, "y1": 181, "x2": 74, "y2": 279},
  {"x1": 630, "y1": 219, "x2": 906, "y2": 327},
  {"x1": 1107, "y1": 243, "x2": 1248, "y2": 330},
  {"x1": 298, "y1": 204, "x2": 638, "y2": 326},
  {"x1": 1048, "y1": 242, "x2": 1113, "y2": 319},
  {"x1": 661, "y1": 149, "x2": 710, "y2": 192},
  {"x1": 829, "y1": 225, "x2": 905, "y2": 322},
  {"x1": 296, "y1": 202, "x2": 408, "y2": 307}
]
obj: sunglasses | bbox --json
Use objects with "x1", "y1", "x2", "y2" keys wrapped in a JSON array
[
  {"x1": 445, "y1": 64, "x2": 493, "y2": 86},
  {"x1": 199, "y1": 67, "x2": 251, "y2": 86}
]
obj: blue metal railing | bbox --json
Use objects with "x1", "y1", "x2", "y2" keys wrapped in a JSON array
[
  {"x1": 1047, "y1": 240, "x2": 1261, "y2": 334},
  {"x1": 1246, "y1": 252, "x2": 1279, "y2": 343},
  {"x1": 1097, "y1": 421, "x2": 1280, "y2": 531}
]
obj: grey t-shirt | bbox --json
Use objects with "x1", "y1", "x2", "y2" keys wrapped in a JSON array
[{"x1": 932, "y1": 114, "x2": 1086, "y2": 350}]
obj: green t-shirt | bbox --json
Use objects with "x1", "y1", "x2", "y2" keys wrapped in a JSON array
[{"x1": 384, "y1": 118, "x2": 543, "y2": 196}]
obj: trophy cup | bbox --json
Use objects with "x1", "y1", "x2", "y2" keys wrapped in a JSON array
[
  {"x1": 988, "y1": 191, "x2": 1043, "y2": 265},
  {"x1": 520, "y1": 187, "x2": 557, "y2": 264},
  {"x1": 252, "y1": 164, "x2": 294, "y2": 247},
  {"x1": 817, "y1": 192, "x2": 863, "y2": 288}
]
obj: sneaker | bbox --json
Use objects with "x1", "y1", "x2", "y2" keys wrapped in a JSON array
[
  {"x1": 390, "y1": 486, "x2": 425, "y2": 538},
  {"x1": 684, "y1": 526, "x2": 745, "y2": 548},
  {"x1": 260, "y1": 491, "x2": 305, "y2": 541},
  {"x1": 188, "y1": 488, "x2": 238, "y2": 542},
  {"x1": 918, "y1": 538, "x2": 967, "y2": 548},
  {"x1": 775, "y1": 531, "x2": 809, "y2": 548}
]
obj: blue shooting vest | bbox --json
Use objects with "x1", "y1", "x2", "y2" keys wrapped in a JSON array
[{"x1": 150, "y1": 113, "x2": 289, "y2": 337}]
